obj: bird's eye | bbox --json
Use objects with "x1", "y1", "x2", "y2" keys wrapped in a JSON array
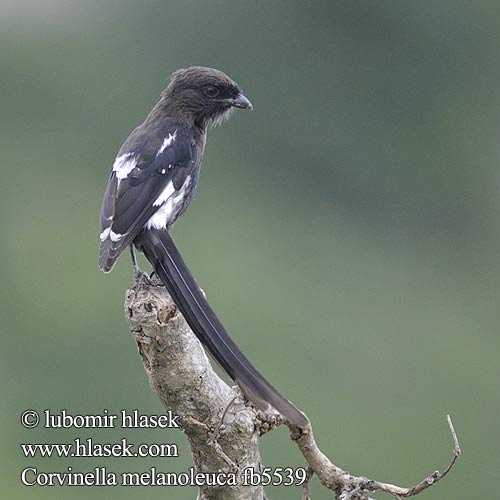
[{"x1": 205, "y1": 86, "x2": 219, "y2": 98}]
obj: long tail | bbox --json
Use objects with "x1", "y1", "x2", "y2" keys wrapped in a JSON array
[{"x1": 134, "y1": 228, "x2": 307, "y2": 428}]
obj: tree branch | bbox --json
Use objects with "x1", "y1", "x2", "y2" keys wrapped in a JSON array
[
  {"x1": 125, "y1": 282, "x2": 265, "y2": 499},
  {"x1": 125, "y1": 281, "x2": 460, "y2": 499}
]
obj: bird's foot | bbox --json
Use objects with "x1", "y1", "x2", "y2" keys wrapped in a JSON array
[
  {"x1": 148, "y1": 270, "x2": 161, "y2": 283},
  {"x1": 133, "y1": 266, "x2": 155, "y2": 286},
  {"x1": 148, "y1": 270, "x2": 164, "y2": 286}
]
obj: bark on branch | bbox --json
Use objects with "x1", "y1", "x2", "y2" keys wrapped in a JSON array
[{"x1": 125, "y1": 280, "x2": 460, "y2": 500}]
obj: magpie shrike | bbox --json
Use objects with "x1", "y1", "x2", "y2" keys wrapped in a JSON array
[{"x1": 99, "y1": 67, "x2": 307, "y2": 428}]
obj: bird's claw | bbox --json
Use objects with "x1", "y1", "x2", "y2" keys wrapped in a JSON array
[{"x1": 133, "y1": 266, "x2": 155, "y2": 286}]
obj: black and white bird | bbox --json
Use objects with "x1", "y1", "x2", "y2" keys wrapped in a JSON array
[{"x1": 99, "y1": 67, "x2": 307, "y2": 428}]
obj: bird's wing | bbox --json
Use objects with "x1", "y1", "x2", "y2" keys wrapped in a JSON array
[{"x1": 98, "y1": 124, "x2": 195, "y2": 272}]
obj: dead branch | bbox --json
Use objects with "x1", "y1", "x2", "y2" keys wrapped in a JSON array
[{"x1": 125, "y1": 281, "x2": 460, "y2": 499}]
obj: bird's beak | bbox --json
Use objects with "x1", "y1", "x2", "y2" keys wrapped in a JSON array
[{"x1": 227, "y1": 93, "x2": 253, "y2": 110}]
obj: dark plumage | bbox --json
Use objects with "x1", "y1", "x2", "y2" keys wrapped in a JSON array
[
  {"x1": 162, "y1": 66, "x2": 250, "y2": 127},
  {"x1": 99, "y1": 67, "x2": 307, "y2": 428}
]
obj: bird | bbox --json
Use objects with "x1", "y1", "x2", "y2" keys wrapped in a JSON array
[{"x1": 98, "y1": 66, "x2": 307, "y2": 428}]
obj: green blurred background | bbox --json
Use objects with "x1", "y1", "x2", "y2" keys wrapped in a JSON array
[{"x1": 2, "y1": 1, "x2": 500, "y2": 498}]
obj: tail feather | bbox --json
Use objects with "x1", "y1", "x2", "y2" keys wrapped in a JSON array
[{"x1": 135, "y1": 229, "x2": 307, "y2": 428}]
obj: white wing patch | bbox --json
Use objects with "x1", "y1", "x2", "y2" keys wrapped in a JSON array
[
  {"x1": 112, "y1": 152, "x2": 137, "y2": 188},
  {"x1": 146, "y1": 176, "x2": 191, "y2": 230},
  {"x1": 153, "y1": 180, "x2": 175, "y2": 207},
  {"x1": 100, "y1": 227, "x2": 125, "y2": 242},
  {"x1": 156, "y1": 130, "x2": 177, "y2": 157}
]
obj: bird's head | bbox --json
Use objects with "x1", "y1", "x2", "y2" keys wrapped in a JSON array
[{"x1": 162, "y1": 66, "x2": 252, "y2": 127}]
